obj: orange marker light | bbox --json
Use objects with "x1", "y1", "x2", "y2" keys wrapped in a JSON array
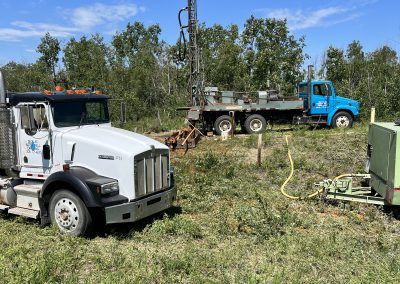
[
  {"x1": 55, "y1": 85, "x2": 63, "y2": 92},
  {"x1": 44, "y1": 90, "x2": 52, "y2": 95}
]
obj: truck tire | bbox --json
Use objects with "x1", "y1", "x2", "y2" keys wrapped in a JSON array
[
  {"x1": 244, "y1": 114, "x2": 267, "y2": 134},
  {"x1": 332, "y1": 111, "x2": 353, "y2": 129},
  {"x1": 49, "y1": 190, "x2": 93, "y2": 236},
  {"x1": 214, "y1": 115, "x2": 233, "y2": 135}
]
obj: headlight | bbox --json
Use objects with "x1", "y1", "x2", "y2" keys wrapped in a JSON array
[{"x1": 101, "y1": 182, "x2": 119, "y2": 194}]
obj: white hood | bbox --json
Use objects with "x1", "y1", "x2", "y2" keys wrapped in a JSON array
[
  {"x1": 61, "y1": 125, "x2": 168, "y2": 156},
  {"x1": 54, "y1": 125, "x2": 169, "y2": 200}
]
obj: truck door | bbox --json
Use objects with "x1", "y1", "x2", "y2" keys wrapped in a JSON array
[
  {"x1": 310, "y1": 83, "x2": 330, "y2": 115},
  {"x1": 17, "y1": 103, "x2": 52, "y2": 172}
]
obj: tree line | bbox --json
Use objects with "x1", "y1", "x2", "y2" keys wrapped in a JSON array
[
  {"x1": 1, "y1": 17, "x2": 399, "y2": 120},
  {"x1": 321, "y1": 41, "x2": 400, "y2": 118}
]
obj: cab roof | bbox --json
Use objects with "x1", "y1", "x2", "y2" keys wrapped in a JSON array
[
  {"x1": 299, "y1": 80, "x2": 331, "y2": 85},
  {"x1": 8, "y1": 92, "x2": 109, "y2": 106}
]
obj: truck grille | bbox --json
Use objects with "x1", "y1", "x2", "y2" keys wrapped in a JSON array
[{"x1": 134, "y1": 149, "x2": 169, "y2": 198}]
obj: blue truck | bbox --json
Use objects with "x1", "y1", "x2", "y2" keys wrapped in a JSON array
[{"x1": 186, "y1": 78, "x2": 360, "y2": 135}]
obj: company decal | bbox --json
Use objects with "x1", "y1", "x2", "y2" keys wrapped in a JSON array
[
  {"x1": 315, "y1": 101, "x2": 327, "y2": 109},
  {"x1": 26, "y1": 140, "x2": 41, "y2": 154},
  {"x1": 98, "y1": 155, "x2": 115, "y2": 160}
]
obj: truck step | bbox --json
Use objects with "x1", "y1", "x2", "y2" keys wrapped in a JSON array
[
  {"x1": 8, "y1": 207, "x2": 39, "y2": 219},
  {"x1": 13, "y1": 184, "x2": 42, "y2": 195},
  {"x1": 0, "y1": 204, "x2": 10, "y2": 211}
]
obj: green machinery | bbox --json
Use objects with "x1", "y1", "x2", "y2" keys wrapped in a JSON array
[{"x1": 321, "y1": 122, "x2": 400, "y2": 205}]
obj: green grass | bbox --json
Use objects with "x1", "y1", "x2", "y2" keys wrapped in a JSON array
[{"x1": 1, "y1": 122, "x2": 400, "y2": 283}]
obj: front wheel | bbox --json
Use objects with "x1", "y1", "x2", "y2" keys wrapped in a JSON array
[
  {"x1": 49, "y1": 190, "x2": 93, "y2": 236},
  {"x1": 332, "y1": 112, "x2": 353, "y2": 129}
]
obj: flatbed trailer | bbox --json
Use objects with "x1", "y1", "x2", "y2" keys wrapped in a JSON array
[
  {"x1": 186, "y1": 83, "x2": 359, "y2": 135},
  {"x1": 187, "y1": 91, "x2": 305, "y2": 134}
]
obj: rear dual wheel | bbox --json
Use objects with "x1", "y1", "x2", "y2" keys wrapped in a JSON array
[
  {"x1": 214, "y1": 115, "x2": 233, "y2": 135},
  {"x1": 244, "y1": 114, "x2": 267, "y2": 134},
  {"x1": 214, "y1": 114, "x2": 270, "y2": 135}
]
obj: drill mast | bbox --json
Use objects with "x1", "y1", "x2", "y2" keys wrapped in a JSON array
[{"x1": 179, "y1": 0, "x2": 204, "y2": 107}]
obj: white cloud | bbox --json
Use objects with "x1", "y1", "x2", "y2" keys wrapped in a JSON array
[
  {"x1": 0, "y1": 22, "x2": 77, "y2": 42},
  {"x1": 0, "y1": 24, "x2": 73, "y2": 41},
  {"x1": 70, "y1": 3, "x2": 141, "y2": 30},
  {"x1": 259, "y1": 6, "x2": 362, "y2": 31},
  {"x1": 0, "y1": 2, "x2": 144, "y2": 42}
]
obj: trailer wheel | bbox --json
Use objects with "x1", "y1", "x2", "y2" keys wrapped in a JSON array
[
  {"x1": 244, "y1": 114, "x2": 267, "y2": 134},
  {"x1": 214, "y1": 115, "x2": 233, "y2": 135},
  {"x1": 49, "y1": 190, "x2": 93, "y2": 236},
  {"x1": 332, "y1": 111, "x2": 353, "y2": 129}
]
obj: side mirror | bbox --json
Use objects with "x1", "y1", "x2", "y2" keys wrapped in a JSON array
[{"x1": 20, "y1": 105, "x2": 37, "y2": 135}]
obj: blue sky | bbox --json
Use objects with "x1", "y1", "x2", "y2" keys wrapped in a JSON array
[{"x1": 0, "y1": 0, "x2": 399, "y2": 68}]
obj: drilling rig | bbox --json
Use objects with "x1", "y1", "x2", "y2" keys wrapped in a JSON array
[
  {"x1": 172, "y1": 0, "x2": 359, "y2": 140},
  {"x1": 164, "y1": 0, "x2": 204, "y2": 150},
  {"x1": 179, "y1": 0, "x2": 204, "y2": 108}
]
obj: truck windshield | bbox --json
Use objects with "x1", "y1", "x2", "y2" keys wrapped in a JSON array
[{"x1": 52, "y1": 100, "x2": 110, "y2": 127}]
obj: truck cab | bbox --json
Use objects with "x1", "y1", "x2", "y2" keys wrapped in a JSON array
[
  {"x1": 0, "y1": 74, "x2": 176, "y2": 236},
  {"x1": 298, "y1": 80, "x2": 360, "y2": 128}
]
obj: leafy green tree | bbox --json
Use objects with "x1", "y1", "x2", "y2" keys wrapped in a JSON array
[
  {"x1": 322, "y1": 46, "x2": 348, "y2": 96},
  {"x1": 368, "y1": 45, "x2": 398, "y2": 116},
  {"x1": 321, "y1": 42, "x2": 400, "y2": 119},
  {"x1": 0, "y1": 61, "x2": 51, "y2": 91},
  {"x1": 36, "y1": 32, "x2": 60, "y2": 84},
  {"x1": 63, "y1": 34, "x2": 109, "y2": 89},
  {"x1": 199, "y1": 24, "x2": 247, "y2": 90},
  {"x1": 242, "y1": 16, "x2": 307, "y2": 93},
  {"x1": 110, "y1": 22, "x2": 165, "y2": 118}
]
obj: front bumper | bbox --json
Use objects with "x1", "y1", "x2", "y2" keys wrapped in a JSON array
[{"x1": 104, "y1": 185, "x2": 177, "y2": 224}]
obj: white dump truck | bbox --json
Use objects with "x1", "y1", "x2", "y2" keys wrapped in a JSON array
[{"x1": 0, "y1": 71, "x2": 177, "y2": 236}]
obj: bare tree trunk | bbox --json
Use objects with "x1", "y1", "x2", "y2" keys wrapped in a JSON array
[
  {"x1": 52, "y1": 64, "x2": 56, "y2": 86},
  {"x1": 367, "y1": 71, "x2": 372, "y2": 108},
  {"x1": 384, "y1": 77, "x2": 387, "y2": 98},
  {"x1": 167, "y1": 61, "x2": 171, "y2": 96},
  {"x1": 157, "y1": 110, "x2": 162, "y2": 126}
]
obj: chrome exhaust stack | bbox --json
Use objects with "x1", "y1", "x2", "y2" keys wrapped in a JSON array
[{"x1": 0, "y1": 71, "x2": 17, "y2": 176}]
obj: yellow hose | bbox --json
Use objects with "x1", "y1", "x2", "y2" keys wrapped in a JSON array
[{"x1": 279, "y1": 135, "x2": 324, "y2": 200}]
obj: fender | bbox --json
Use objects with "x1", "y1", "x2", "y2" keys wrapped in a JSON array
[
  {"x1": 327, "y1": 105, "x2": 359, "y2": 126},
  {"x1": 39, "y1": 167, "x2": 128, "y2": 225},
  {"x1": 41, "y1": 167, "x2": 103, "y2": 207}
]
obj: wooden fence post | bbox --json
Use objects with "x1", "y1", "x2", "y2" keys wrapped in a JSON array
[
  {"x1": 257, "y1": 133, "x2": 262, "y2": 167},
  {"x1": 370, "y1": 107, "x2": 376, "y2": 123}
]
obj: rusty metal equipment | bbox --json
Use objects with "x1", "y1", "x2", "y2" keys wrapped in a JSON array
[{"x1": 165, "y1": 127, "x2": 201, "y2": 150}]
